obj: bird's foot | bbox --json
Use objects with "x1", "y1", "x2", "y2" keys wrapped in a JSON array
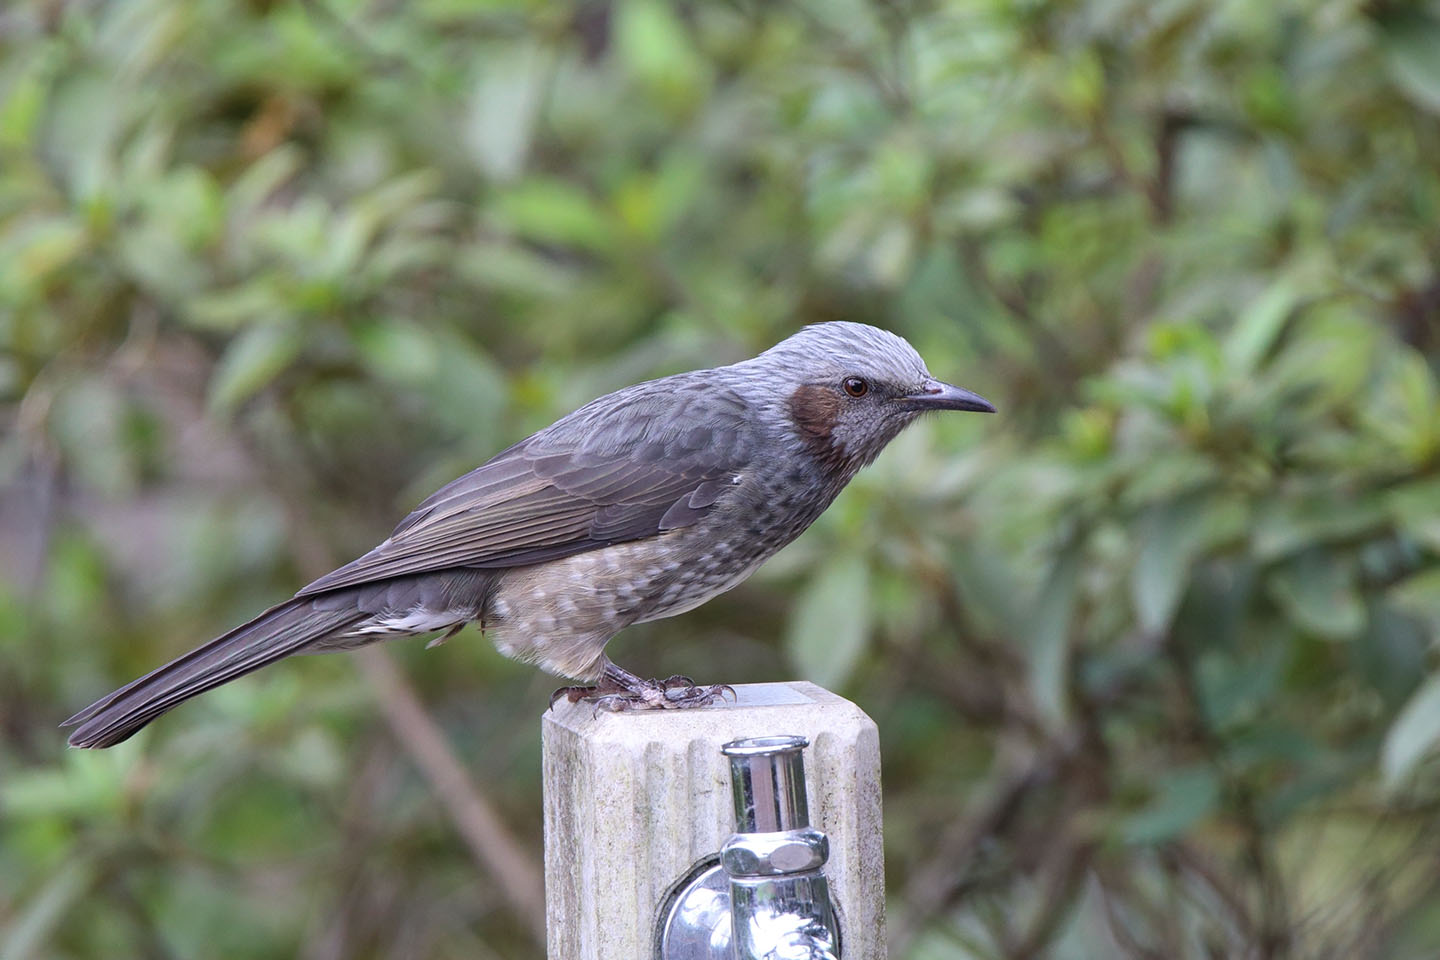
[
  {"x1": 549, "y1": 667, "x2": 736, "y2": 713},
  {"x1": 593, "y1": 676, "x2": 736, "y2": 712}
]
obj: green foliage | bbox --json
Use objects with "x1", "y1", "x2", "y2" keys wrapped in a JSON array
[
  {"x1": 787, "y1": 551, "x2": 872, "y2": 688},
  {"x1": 3, "y1": 0, "x2": 1440, "y2": 957}
]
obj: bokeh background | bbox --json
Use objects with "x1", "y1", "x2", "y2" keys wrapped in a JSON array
[{"x1": 3, "y1": 0, "x2": 1440, "y2": 957}]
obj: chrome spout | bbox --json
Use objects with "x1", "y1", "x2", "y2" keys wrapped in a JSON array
[{"x1": 657, "y1": 735, "x2": 841, "y2": 959}]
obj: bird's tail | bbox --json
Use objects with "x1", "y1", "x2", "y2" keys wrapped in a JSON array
[{"x1": 63, "y1": 598, "x2": 366, "y2": 749}]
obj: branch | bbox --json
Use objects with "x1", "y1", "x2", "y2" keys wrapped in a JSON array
[
  {"x1": 1164, "y1": 640, "x2": 1290, "y2": 957},
  {"x1": 1003, "y1": 838, "x2": 1093, "y2": 959},
  {"x1": 1167, "y1": 840, "x2": 1257, "y2": 946},
  {"x1": 355, "y1": 647, "x2": 546, "y2": 943},
  {"x1": 890, "y1": 744, "x2": 1059, "y2": 956}
]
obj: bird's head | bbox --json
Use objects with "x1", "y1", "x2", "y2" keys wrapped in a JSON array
[{"x1": 751, "y1": 321, "x2": 995, "y2": 475}]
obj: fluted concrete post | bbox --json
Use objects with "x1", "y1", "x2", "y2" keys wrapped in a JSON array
[{"x1": 542, "y1": 681, "x2": 885, "y2": 959}]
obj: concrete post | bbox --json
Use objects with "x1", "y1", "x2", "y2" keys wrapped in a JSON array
[{"x1": 542, "y1": 681, "x2": 885, "y2": 959}]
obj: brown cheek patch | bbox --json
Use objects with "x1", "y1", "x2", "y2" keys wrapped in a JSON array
[
  {"x1": 788, "y1": 384, "x2": 853, "y2": 470},
  {"x1": 789, "y1": 384, "x2": 841, "y2": 440}
]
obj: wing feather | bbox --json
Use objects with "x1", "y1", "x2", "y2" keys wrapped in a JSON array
[{"x1": 295, "y1": 380, "x2": 751, "y2": 597}]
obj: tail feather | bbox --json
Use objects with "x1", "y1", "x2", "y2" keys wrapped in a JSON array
[{"x1": 63, "y1": 599, "x2": 365, "y2": 748}]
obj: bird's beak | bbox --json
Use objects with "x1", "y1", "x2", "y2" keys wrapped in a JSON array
[{"x1": 900, "y1": 378, "x2": 996, "y2": 413}]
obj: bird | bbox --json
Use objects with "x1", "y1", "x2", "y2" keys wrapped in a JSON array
[{"x1": 63, "y1": 321, "x2": 995, "y2": 748}]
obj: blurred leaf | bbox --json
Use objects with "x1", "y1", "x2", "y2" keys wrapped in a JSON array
[
  {"x1": 1133, "y1": 502, "x2": 1193, "y2": 636},
  {"x1": 0, "y1": 59, "x2": 46, "y2": 149},
  {"x1": 1382, "y1": 15, "x2": 1440, "y2": 114},
  {"x1": 950, "y1": 535, "x2": 1028, "y2": 639},
  {"x1": 184, "y1": 283, "x2": 285, "y2": 331},
  {"x1": 1027, "y1": 538, "x2": 1081, "y2": 728},
  {"x1": 1356, "y1": 601, "x2": 1428, "y2": 707},
  {"x1": 1198, "y1": 644, "x2": 1285, "y2": 732},
  {"x1": 1252, "y1": 493, "x2": 1386, "y2": 561},
  {"x1": 49, "y1": 379, "x2": 139, "y2": 496},
  {"x1": 207, "y1": 323, "x2": 303, "y2": 414},
  {"x1": 227, "y1": 145, "x2": 303, "y2": 223},
  {"x1": 465, "y1": 42, "x2": 548, "y2": 181},
  {"x1": 786, "y1": 553, "x2": 871, "y2": 689},
  {"x1": 1120, "y1": 767, "x2": 1220, "y2": 844},
  {"x1": 354, "y1": 319, "x2": 440, "y2": 383},
  {"x1": 1268, "y1": 551, "x2": 1365, "y2": 640},
  {"x1": 1383, "y1": 673, "x2": 1440, "y2": 789},
  {"x1": 44, "y1": 531, "x2": 111, "y2": 635},
  {"x1": 1224, "y1": 277, "x2": 1298, "y2": 374},
  {"x1": 493, "y1": 178, "x2": 612, "y2": 252},
  {"x1": 2, "y1": 744, "x2": 137, "y2": 820},
  {"x1": 1363, "y1": 349, "x2": 1440, "y2": 464},
  {"x1": 1386, "y1": 478, "x2": 1440, "y2": 551},
  {"x1": 617, "y1": 0, "x2": 709, "y2": 111},
  {"x1": 0, "y1": 857, "x2": 95, "y2": 960},
  {"x1": 0, "y1": 218, "x2": 88, "y2": 302},
  {"x1": 614, "y1": 151, "x2": 703, "y2": 241},
  {"x1": 1132, "y1": 496, "x2": 1246, "y2": 635},
  {"x1": 274, "y1": 727, "x2": 344, "y2": 789},
  {"x1": 1390, "y1": 568, "x2": 1440, "y2": 636}
]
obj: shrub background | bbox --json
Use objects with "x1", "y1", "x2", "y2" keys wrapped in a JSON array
[{"x1": 3, "y1": 1, "x2": 1440, "y2": 957}]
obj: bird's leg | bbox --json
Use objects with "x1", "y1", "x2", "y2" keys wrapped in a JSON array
[{"x1": 548, "y1": 663, "x2": 736, "y2": 712}]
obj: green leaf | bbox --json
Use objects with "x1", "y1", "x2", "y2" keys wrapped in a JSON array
[
  {"x1": 616, "y1": 0, "x2": 709, "y2": 111},
  {"x1": 1133, "y1": 503, "x2": 1192, "y2": 636},
  {"x1": 1224, "y1": 278, "x2": 1298, "y2": 374},
  {"x1": 1382, "y1": 15, "x2": 1440, "y2": 114},
  {"x1": 184, "y1": 282, "x2": 286, "y2": 331},
  {"x1": 2, "y1": 740, "x2": 139, "y2": 821},
  {"x1": 1131, "y1": 497, "x2": 1246, "y2": 635},
  {"x1": 1356, "y1": 601, "x2": 1428, "y2": 707},
  {"x1": 1197, "y1": 645, "x2": 1285, "y2": 732},
  {"x1": 354, "y1": 319, "x2": 440, "y2": 383},
  {"x1": 1268, "y1": 551, "x2": 1365, "y2": 640},
  {"x1": 1382, "y1": 673, "x2": 1440, "y2": 788},
  {"x1": 0, "y1": 857, "x2": 96, "y2": 960},
  {"x1": 207, "y1": 323, "x2": 303, "y2": 414},
  {"x1": 1028, "y1": 539, "x2": 1081, "y2": 727},
  {"x1": 228, "y1": 145, "x2": 303, "y2": 222},
  {"x1": 1386, "y1": 478, "x2": 1440, "y2": 551},
  {"x1": 465, "y1": 42, "x2": 548, "y2": 181},
  {"x1": 1390, "y1": 568, "x2": 1440, "y2": 636},
  {"x1": 0, "y1": 217, "x2": 88, "y2": 301},
  {"x1": 613, "y1": 151, "x2": 704, "y2": 241},
  {"x1": 0, "y1": 61, "x2": 46, "y2": 150},
  {"x1": 786, "y1": 554, "x2": 871, "y2": 689},
  {"x1": 1252, "y1": 493, "x2": 1387, "y2": 561},
  {"x1": 1364, "y1": 346, "x2": 1440, "y2": 465},
  {"x1": 493, "y1": 178, "x2": 612, "y2": 252},
  {"x1": 1120, "y1": 767, "x2": 1220, "y2": 844}
]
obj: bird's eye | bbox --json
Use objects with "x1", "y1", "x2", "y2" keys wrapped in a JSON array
[{"x1": 842, "y1": 377, "x2": 869, "y2": 398}]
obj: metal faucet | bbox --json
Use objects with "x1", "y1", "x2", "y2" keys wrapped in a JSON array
[{"x1": 656, "y1": 735, "x2": 842, "y2": 960}]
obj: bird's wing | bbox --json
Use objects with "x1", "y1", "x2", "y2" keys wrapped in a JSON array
[{"x1": 294, "y1": 381, "x2": 753, "y2": 597}]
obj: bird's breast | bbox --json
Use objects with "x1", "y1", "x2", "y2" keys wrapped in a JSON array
[{"x1": 478, "y1": 466, "x2": 846, "y2": 679}]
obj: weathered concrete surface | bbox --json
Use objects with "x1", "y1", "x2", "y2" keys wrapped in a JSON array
[{"x1": 542, "y1": 681, "x2": 884, "y2": 959}]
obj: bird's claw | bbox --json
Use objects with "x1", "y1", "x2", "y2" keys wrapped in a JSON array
[{"x1": 549, "y1": 684, "x2": 598, "y2": 708}]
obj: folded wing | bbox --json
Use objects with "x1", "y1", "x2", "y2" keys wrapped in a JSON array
[{"x1": 295, "y1": 381, "x2": 752, "y2": 597}]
